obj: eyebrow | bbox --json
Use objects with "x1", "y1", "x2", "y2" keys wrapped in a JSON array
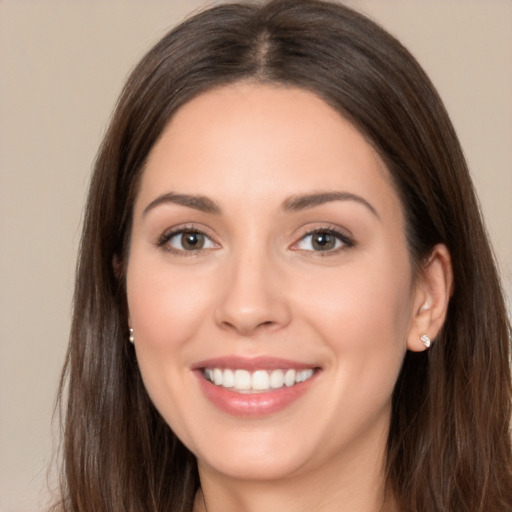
[
  {"x1": 142, "y1": 192, "x2": 222, "y2": 216},
  {"x1": 283, "y1": 191, "x2": 379, "y2": 218},
  {"x1": 142, "y1": 190, "x2": 379, "y2": 219}
]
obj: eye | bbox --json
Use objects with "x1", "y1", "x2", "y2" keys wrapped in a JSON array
[
  {"x1": 294, "y1": 229, "x2": 352, "y2": 252},
  {"x1": 161, "y1": 229, "x2": 217, "y2": 252}
]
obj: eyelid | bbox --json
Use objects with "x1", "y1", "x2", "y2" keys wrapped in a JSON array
[
  {"x1": 155, "y1": 222, "x2": 354, "y2": 255},
  {"x1": 290, "y1": 224, "x2": 355, "y2": 253},
  {"x1": 156, "y1": 224, "x2": 220, "y2": 254}
]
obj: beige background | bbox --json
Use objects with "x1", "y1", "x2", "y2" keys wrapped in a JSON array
[{"x1": 1, "y1": 1, "x2": 511, "y2": 511}]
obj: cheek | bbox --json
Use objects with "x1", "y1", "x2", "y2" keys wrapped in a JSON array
[
  {"x1": 126, "y1": 257, "x2": 215, "y2": 349},
  {"x1": 125, "y1": 258, "x2": 213, "y2": 443},
  {"x1": 294, "y1": 249, "x2": 413, "y2": 381},
  {"x1": 303, "y1": 262, "x2": 411, "y2": 333}
]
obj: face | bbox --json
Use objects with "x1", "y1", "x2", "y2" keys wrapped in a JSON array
[{"x1": 126, "y1": 83, "x2": 422, "y2": 482}]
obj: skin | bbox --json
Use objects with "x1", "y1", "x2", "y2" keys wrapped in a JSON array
[{"x1": 126, "y1": 82, "x2": 452, "y2": 512}]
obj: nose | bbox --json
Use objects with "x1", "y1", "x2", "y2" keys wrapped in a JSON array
[{"x1": 214, "y1": 249, "x2": 291, "y2": 336}]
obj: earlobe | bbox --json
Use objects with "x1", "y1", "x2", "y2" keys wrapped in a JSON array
[{"x1": 407, "y1": 244, "x2": 453, "y2": 352}]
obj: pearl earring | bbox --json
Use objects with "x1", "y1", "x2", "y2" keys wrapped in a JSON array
[
  {"x1": 129, "y1": 328, "x2": 135, "y2": 343},
  {"x1": 420, "y1": 334, "x2": 431, "y2": 348}
]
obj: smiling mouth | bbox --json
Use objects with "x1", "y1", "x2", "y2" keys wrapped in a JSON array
[{"x1": 202, "y1": 367, "x2": 318, "y2": 393}]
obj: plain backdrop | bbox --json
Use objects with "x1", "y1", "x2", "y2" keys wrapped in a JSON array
[{"x1": 1, "y1": 1, "x2": 511, "y2": 511}]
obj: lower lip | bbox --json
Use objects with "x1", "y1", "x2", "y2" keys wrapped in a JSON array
[{"x1": 195, "y1": 371, "x2": 319, "y2": 417}]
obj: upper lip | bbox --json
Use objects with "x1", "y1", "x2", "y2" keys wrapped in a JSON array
[{"x1": 191, "y1": 356, "x2": 320, "y2": 372}]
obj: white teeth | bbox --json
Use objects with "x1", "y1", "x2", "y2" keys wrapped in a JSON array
[
  {"x1": 296, "y1": 369, "x2": 314, "y2": 383},
  {"x1": 213, "y1": 368, "x2": 223, "y2": 385},
  {"x1": 234, "y1": 369, "x2": 251, "y2": 390},
  {"x1": 203, "y1": 367, "x2": 316, "y2": 392},
  {"x1": 252, "y1": 370, "x2": 270, "y2": 390},
  {"x1": 223, "y1": 368, "x2": 234, "y2": 388},
  {"x1": 284, "y1": 369, "x2": 296, "y2": 387},
  {"x1": 270, "y1": 369, "x2": 285, "y2": 388}
]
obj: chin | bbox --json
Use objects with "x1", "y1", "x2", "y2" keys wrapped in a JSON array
[{"x1": 197, "y1": 447, "x2": 313, "y2": 482}]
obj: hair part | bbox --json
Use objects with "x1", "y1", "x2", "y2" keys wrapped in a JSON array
[{"x1": 55, "y1": 1, "x2": 512, "y2": 511}]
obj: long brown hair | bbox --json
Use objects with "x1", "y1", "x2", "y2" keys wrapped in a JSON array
[{"x1": 54, "y1": 1, "x2": 512, "y2": 510}]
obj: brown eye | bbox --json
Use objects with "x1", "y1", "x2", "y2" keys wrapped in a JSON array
[
  {"x1": 181, "y1": 232, "x2": 205, "y2": 250},
  {"x1": 311, "y1": 231, "x2": 336, "y2": 251},
  {"x1": 295, "y1": 229, "x2": 352, "y2": 253},
  {"x1": 163, "y1": 230, "x2": 216, "y2": 252}
]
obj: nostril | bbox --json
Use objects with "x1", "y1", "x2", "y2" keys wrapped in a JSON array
[{"x1": 218, "y1": 317, "x2": 281, "y2": 336}]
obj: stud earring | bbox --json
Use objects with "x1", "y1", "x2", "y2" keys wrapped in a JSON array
[
  {"x1": 420, "y1": 334, "x2": 431, "y2": 348},
  {"x1": 129, "y1": 328, "x2": 135, "y2": 343}
]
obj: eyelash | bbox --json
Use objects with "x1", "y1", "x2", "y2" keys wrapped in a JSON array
[
  {"x1": 156, "y1": 224, "x2": 355, "y2": 255},
  {"x1": 291, "y1": 226, "x2": 355, "y2": 255},
  {"x1": 157, "y1": 225, "x2": 218, "y2": 256}
]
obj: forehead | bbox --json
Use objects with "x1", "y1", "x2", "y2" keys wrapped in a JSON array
[{"x1": 137, "y1": 82, "x2": 402, "y2": 223}]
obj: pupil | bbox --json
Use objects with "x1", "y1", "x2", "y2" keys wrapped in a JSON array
[
  {"x1": 313, "y1": 232, "x2": 335, "y2": 250},
  {"x1": 182, "y1": 232, "x2": 204, "y2": 250}
]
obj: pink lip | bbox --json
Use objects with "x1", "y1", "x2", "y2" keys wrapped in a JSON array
[
  {"x1": 192, "y1": 355, "x2": 317, "y2": 371},
  {"x1": 192, "y1": 356, "x2": 321, "y2": 417}
]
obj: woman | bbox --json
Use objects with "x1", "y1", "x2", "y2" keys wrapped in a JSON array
[{"x1": 54, "y1": 0, "x2": 512, "y2": 511}]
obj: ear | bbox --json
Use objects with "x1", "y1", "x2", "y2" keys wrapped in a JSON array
[
  {"x1": 407, "y1": 244, "x2": 453, "y2": 352},
  {"x1": 112, "y1": 254, "x2": 131, "y2": 327},
  {"x1": 112, "y1": 254, "x2": 123, "y2": 280}
]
